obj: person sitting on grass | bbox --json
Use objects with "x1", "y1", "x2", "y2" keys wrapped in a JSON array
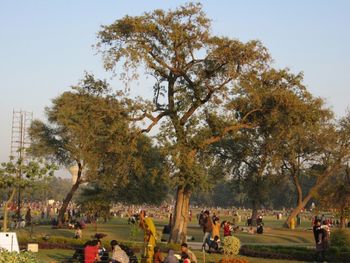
[
  {"x1": 74, "y1": 227, "x2": 82, "y2": 239},
  {"x1": 153, "y1": 246, "x2": 164, "y2": 263},
  {"x1": 110, "y1": 240, "x2": 129, "y2": 263},
  {"x1": 181, "y1": 252, "x2": 191, "y2": 263},
  {"x1": 84, "y1": 240, "x2": 100, "y2": 263},
  {"x1": 164, "y1": 249, "x2": 179, "y2": 263},
  {"x1": 180, "y1": 243, "x2": 197, "y2": 263}
]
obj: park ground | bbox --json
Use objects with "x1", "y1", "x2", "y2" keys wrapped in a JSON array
[{"x1": 11, "y1": 213, "x2": 346, "y2": 263}]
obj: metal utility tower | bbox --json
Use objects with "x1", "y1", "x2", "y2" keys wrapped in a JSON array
[
  {"x1": 10, "y1": 110, "x2": 33, "y2": 220},
  {"x1": 11, "y1": 110, "x2": 33, "y2": 159}
]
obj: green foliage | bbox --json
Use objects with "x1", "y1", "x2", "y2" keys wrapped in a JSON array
[
  {"x1": 0, "y1": 158, "x2": 57, "y2": 188},
  {"x1": 240, "y1": 245, "x2": 314, "y2": 261},
  {"x1": 129, "y1": 223, "x2": 142, "y2": 242},
  {"x1": 97, "y1": 2, "x2": 272, "y2": 191},
  {"x1": 16, "y1": 176, "x2": 72, "y2": 202},
  {"x1": 330, "y1": 229, "x2": 350, "y2": 252},
  {"x1": 77, "y1": 185, "x2": 111, "y2": 220},
  {"x1": 0, "y1": 249, "x2": 38, "y2": 263},
  {"x1": 223, "y1": 236, "x2": 241, "y2": 257}
]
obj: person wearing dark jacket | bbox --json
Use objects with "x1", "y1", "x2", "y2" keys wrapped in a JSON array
[
  {"x1": 199, "y1": 210, "x2": 213, "y2": 249},
  {"x1": 313, "y1": 220, "x2": 329, "y2": 261}
]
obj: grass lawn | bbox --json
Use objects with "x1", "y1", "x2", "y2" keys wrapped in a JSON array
[
  {"x1": 35, "y1": 249, "x2": 310, "y2": 263},
  {"x1": 17, "y1": 217, "x2": 315, "y2": 246},
  {"x1": 8, "y1": 216, "x2": 349, "y2": 262}
]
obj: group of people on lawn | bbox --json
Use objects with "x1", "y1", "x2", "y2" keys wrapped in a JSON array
[
  {"x1": 83, "y1": 209, "x2": 198, "y2": 263},
  {"x1": 83, "y1": 239, "x2": 130, "y2": 263}
]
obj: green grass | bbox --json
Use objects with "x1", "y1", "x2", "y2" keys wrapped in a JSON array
[
  {"x1": 7, "y1": 216, "x2": 350, "y2": 262},
  {"x1": 35, "y1": 249, "x2": 309, "y2": 263}
]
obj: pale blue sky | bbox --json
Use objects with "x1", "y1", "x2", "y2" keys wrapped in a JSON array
[{"x1": 1, "y1": 0, "x2": 349, "y2": 164}]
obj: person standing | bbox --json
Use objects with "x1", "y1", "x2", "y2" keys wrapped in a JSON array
[
  {"x1": 313, "y1": 220, "x2": 329, "y2": 262},
  {"x1": 25, "y1": 207, "x2": 32, "y2": 226},
  {"x1": 139, "y1": 210, "x2": 156, "y2": 263},
  {"x1": 211, "y1": 216, "x2": 220, "y2": 242},
  {"x1": 199, "y1": 210, "x2": 213, "y2": 249},
  {"x1": 222, "y1": 221, "x2": 232, "y2": 237}
]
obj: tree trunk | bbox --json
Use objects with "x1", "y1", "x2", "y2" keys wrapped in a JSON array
[
  {"x1": 169, "y1": 185, "x2": 190, "y2": 243},
  {"x1": 284, "y1": 192, "x2": 313, "y2": 228},
  {"x1": 339, "y1": 204, "x2": 346, "y2": 229},
  {"x1": 250, "y1": 200, "x2": 259, "y2": 226},
  {"x1": 284, "y1": 164, "x2": 341, "y2": 228},
  {"x1": 293, "y1": 175, "x2": 303, "y2": 207},
  {"x1": 3, "y1": 188, "x2": 16, "y2": 232},
  {"x1": 57, "y1": 165, "x2": 82, "y2": 227}
]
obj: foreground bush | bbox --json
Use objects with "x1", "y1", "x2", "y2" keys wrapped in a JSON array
[
  {"x1": 218, "y1": 258, "x2": 248, "y2": 263},
  {"x1": 0, "y1": 249, "x2": 38, "y2": 263},
  {"x1": 223, "y1": 236, "x2": 241, "y2": 256},
  {"x1": 240, "y1": 245, "x2": 315, "y2": 261},
  {"x1": 327, "y1": 229, "x2": 350, "y2": 262}
]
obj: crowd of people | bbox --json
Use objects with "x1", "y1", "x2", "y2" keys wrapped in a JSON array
[{"x1": 1, "y1": 200, "x2": 349, "y2": 262}]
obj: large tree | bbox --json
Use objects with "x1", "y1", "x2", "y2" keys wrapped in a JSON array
[
  {"x1": 282, "y1": 115, "x2": 350, "y2": 227},
  {"x1": 97, "y1": 3, "x2": 277, "y2": 242},
  {"x1": 207, "y1": 68, "x2": 321, "y2": 223},
  {"x1": 29, "y1": 73, "x2": 135, "y2": 226}
]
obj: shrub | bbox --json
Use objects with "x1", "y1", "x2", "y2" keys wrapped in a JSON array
[
  {"x1": 223, "y1": 236, "x2": 241, "y2": 257},
  {"x1": 330, "y1": 229, "x2": 350, "y2": 252},
  {"x1": 218, "y1": 258, "x2": 248, "y2": 263},
  {"x1": 239, "y1": 245, "x2": 315, "y2": 261},
  {"x1": 0, "y1": 249, "x2": 38, "y2": 263},
  {"x1": 327, "y1": 229, "x2": 350, "y2": 262}
]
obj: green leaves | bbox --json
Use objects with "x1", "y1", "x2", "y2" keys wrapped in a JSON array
[{"x1": 0, "y1": 158, "x2": 57, "y2": 191}]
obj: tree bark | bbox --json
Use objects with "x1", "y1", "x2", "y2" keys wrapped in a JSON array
[
  {"x1": 169, "y1": 185, "x2": 190, "y2": 243},
  {"x1": 2, "y1": 188, "x2": 16, "y2": 232},
  {"x1": 57, "y1": 164, "x2": 82, "y2": 227},
  {"x1": 293, "y1": 174, "x2": 303, "y2": 207},
  {"x1": 339, "y1": 204, "x2": 346, "y2": 229},
  {"x1": 250, "y1": 200, "x2": 259, "y2": 226}
]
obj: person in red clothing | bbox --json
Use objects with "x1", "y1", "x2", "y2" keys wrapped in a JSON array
[
  {"x1": 222, "y1": 221, "x2": 232, "y2": 237},
  {"x1": 84, "y1": 240, "x2": 100, "y2": 263},
  {"x1": 153, "y1": 246, "x2": 164, "y2": 263}
]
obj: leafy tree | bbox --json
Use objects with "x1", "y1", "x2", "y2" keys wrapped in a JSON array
[
  {"x1": 282, "y1": 113, "x2": 350, "y2": 227},
  {"x1": 315, "y1": 112, "x2": 350, "y2": 228},
  {"x1": 112, "y1": 135, "x2": 170, "y2": 204},
  {"x1": 0, "y1": 157, "x2": 56, "y2": 231},
  {"x1": 316, "y1": 166, "x2": 350, "y2": 228},
  {"x1": 97, "y1": 2, "x2": 272, "y2": 243},
  {"x1": 207, "y1": 68, "x2": 321, "y2": 223},
  {"x1": 28, "y1": 73, "x2": 135, "y2": 226},
  {"x1": 19, "y1": 176, "x2": 72, "y2": 202},
  {"x1": 79, "y1": 135, "x2": 170, "y2": 209}
]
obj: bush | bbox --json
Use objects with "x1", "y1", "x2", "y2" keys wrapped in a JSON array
[
  {"x1": 0, "y1": 249, "x2": 38, "y2": 263},
  {"x1": 330, "y1": 229, "x2": 350, "y2": 252},
  {"x1": 239, "y1": 245, "x2": 315, "y2": 261},
  {"x1": 222, "y1": 236, "x2": 241, "y2": 257},
  {"x1": 218, "y1": 258, "x2": 248, "y2": 263},
  {"x1": 327, "y1": 229, "x2": 350, "y2": 262}
]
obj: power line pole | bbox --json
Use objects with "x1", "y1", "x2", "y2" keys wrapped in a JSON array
[{"x1": 10, "y1": 110, "x2": 33, "y2": 220}]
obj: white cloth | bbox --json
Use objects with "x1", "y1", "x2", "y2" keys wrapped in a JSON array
[{"x1": 112, "y1": 245, "x2": 129, "y2": 263}]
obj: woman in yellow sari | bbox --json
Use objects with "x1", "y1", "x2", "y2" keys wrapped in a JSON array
[{"x1": 139, "y1": 210, "x2": 156, "y2": 263}]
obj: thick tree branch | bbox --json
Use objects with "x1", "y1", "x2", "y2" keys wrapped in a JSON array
[{"x1": 141, "y1": 111, "x2": 168, "y2": 133}]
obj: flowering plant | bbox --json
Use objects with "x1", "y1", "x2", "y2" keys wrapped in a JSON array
[
  {"x1": 0, "y1": 250, "x2": 38, "y2": 263},
  {"x1": 222, "y1": 236, "x2": 241, "y2": 256}
]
